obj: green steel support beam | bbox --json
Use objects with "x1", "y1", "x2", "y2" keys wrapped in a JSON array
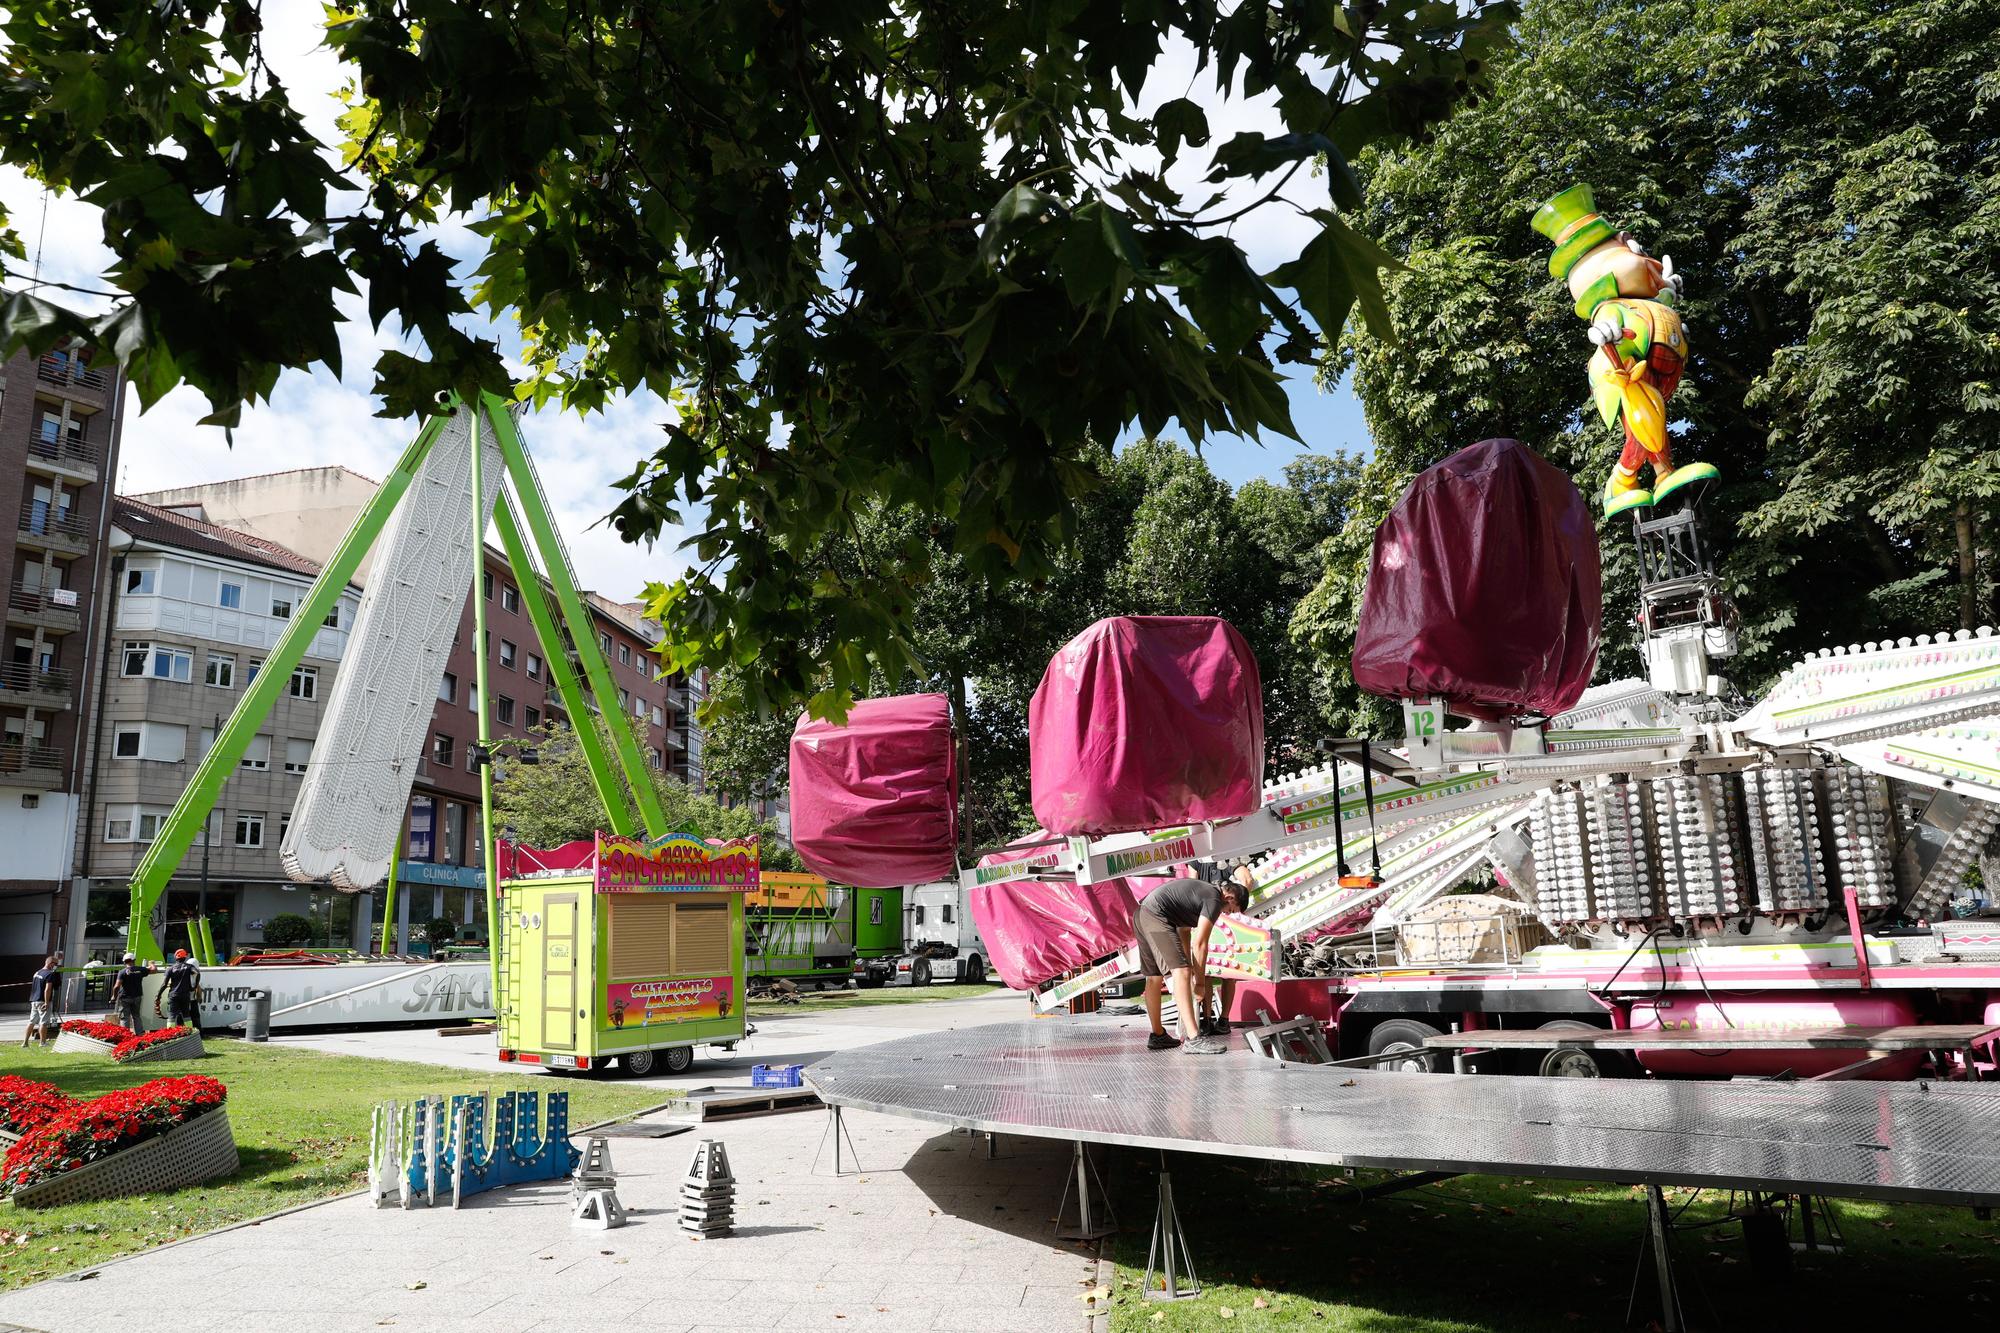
[
  {"x1": 467, "y1": 407, "x2": 502, "y2": 1006},
  {"x1": 484, "y1": 394, "x2": 667, "y2": 837},
  {"x1": 125, "y1": 412, "x2": 451, "y2": 961},
  {"x1": 380, "y1": 830, "x2": 402, "y2": 955},
  {"x1": 491, "y1": 493, "x2": 639, "y2": 837}
]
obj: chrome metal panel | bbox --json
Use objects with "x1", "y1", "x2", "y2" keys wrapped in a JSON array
[{"x1": 806, "y1": 1018, "x2": 2000, "y2": 1207}]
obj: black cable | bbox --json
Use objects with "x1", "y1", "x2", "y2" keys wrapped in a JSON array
[{"x1": 1361, "y1": 738, "x2": 1382, "y2": 879}]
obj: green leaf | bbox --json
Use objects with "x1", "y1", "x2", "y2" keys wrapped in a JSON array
[
  {"x1": 979, "y1": 183, "x2": 1057, "y2": 269},
  {"x1": 1153, "y1": 98, "x2": 1211, "y2": 160},
  {"x1": 1269, "y1": 212, "x2": 1402, "y2": 342}
]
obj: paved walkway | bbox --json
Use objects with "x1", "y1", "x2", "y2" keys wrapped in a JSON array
[{"x1": 0, "y1": 993, "x2": 1099, "y2": 1333}]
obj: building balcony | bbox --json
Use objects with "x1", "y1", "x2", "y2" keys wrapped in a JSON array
[
  {"x1": 0, "y1": 661, "x2": 75, "y2": 711},
  {"x1": 24, "y1": 429, "x2": 102, "y2": 483},
  {"x1": 0, "y1": 744, "x2": 64, "y2": 790},
  {"x1": 7, "y1": 586, "x2": 82, "y2": 634},
  {"x1": 16, "y1": 500, "x2": 91, "y2": 557},
  {"x1": 37, "y1": 353, "x2": 110, "y2": 393}
]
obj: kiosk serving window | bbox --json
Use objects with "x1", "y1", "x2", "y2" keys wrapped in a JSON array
[{"x1": 609, "y1": 897, "x2": 729, "y2": 978}]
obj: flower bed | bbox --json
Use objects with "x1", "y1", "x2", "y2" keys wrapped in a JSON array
[
  {"x1": 0, "y1": 1077, "x2": 75, "y2": 1148},
  {"x1": 112, "y1": 1027, "x2": 203, "y2": 1064},
  {"x1": 4, "y1": 1075, "x2": 233, "y2": 1207},
  {"x1": 58, "y1": 1019, "x2": 134, "y2": 1045}
]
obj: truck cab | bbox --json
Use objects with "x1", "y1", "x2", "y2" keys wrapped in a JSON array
[{"x1": 852, "y1": 881, "x2": 993, "y2": 988}]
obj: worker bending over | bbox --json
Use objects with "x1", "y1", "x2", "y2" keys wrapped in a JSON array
[{"x1": 1137, "y1": 867, "x2": 1249, "y2": 1054}]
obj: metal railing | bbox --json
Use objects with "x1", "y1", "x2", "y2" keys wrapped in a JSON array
[
  {"x1": 26, "y1": 429, "x2": 101, "y2": 475},
  {"x1": 16, "y1": 500, "x2": 89, "y2": 545},
  {"x1": 7, "y1": 585, "x2": 81, "y2": 623},
  {"x1": 0, "y1": 661, "x2": 73, "y2": 696},
  {"x1": 37, "y1": 353, "x2": 109, "y2": 392},
  {"x1": 0, "y1": 745, "x2": 64, "y2": 778}
]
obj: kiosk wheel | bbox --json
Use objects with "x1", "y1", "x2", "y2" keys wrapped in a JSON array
[
  {"x1": 621, "y1": 1049, "x2": 658, "y2": 1078},
  {"x1": 662, "y1": 1045, "x2": 696, "y2": 1075}
]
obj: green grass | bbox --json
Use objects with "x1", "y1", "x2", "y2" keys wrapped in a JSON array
[
  {"x1": 748, "y1": 981, "x2": 1005, "y2": 1014},
  {"x1": 1100, "y1": 1152, "x2": 2000, "y2": 1331},
  {"x1": 0, "y1": 1039, "x2": 663, "y2": 1289}
]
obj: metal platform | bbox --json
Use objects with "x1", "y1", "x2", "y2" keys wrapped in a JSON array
[
  {"x1": 1424, "y1": 1024, "x2": 2000, "y2": 1054},
  {"x1": 806, "y1": 1017, "x2": 2000, "y2": 1207}
]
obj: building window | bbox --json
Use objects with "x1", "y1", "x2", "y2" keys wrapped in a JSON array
[
  {"x1": 651, "y1": 705, "x2": 664, "y2": 727},
  {"x1": 618, "y1": 688, "x2": 630, "y2": 710},
  {"x1": 218, "y1": 580, "x2": 242, "y2": 609},
  {"x1": 633, "y1": 696, "x2": 646, "y2": 719},
  {"x1": 125, "y1": 568, "x2": 156, "y2": 595},
  {"x1": 439, "y1": 671, "x2": 457, "y2": 703},
  {"x1": 942, "y1": 904, "x2": 955, "y2": 924},
  {"x1": 499, "y1": 639, "x2": 516, "y2": 670},
  {"x1": 247, "y1": 659, "x2": 264, "y2": 685},
  {"x1": 467, "y1": 685, "x2": 479, "y2": 716},
  {"x1": 408, "y1": 797, "x2": 435, "y2": 862},
  {"x1": 206, "y1": 653, "x2": 235, "y2": 689},
  {"x1": 495, "y1": 695, "x2": 515, "y2": 725},
  {"x1": 284, "y1": 738, "x2": 312, "y2": 774},
  {"x1": 270, "y1": 596, "x2": 293, "y2": 620},
  {"x1": 649, "y1": 748, "x2": 662, "y2": 770},
  {"x1": 482, "y1": 571, "x2": 493, "y2": 600},
  {"x1": 501, "y1": 584, "x2": 519, "y2": 613},
  {"x1": 524, "y1": 706, "x2": 540, "y2": 729},
  {"x1": 235, "y1": 812, "x2": 265, "y2": 848},
  {"x1": 467, "y1": 746, "x2": 480, "y2": 773},
  {"x1": 241, "y1": 734, "x2": 271, "y2": 771},
  {"x1": 279, "y1": 812, "x2": 291, "y2": 843},
  {"x1": 113, "y1": 722, "x2": 186, "y2": 763},
  {"x1": 288, "y1": 665, "x2": 318, "y2": 700},
  {"x1": 323, "y1": 603, "x2": 340, "y2": 628},
  {"x1": 105, "y1": 805, "x2": 173, "y2": 842},
  {"x1": 598, "y1": 631, "x2": 613, "y2": 656},
  {"x1": 432, "y1": 733, "x2": 454, "y2": 767},
  {"x1": 618, "y1": 642, "x2": 631, "y2": 666},
  {"x1": 122, "y1": 641, "x2": 192, "y2": 682},
  {"x1": 443, "y1": 802, "x2": 467, "y2": 866},
  {"x1": 525, "y1": 653, "x2": 542, "y2": 680}
]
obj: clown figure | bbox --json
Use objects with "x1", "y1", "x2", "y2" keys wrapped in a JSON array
[{"x1": 1533, "y1": 185, "x2": 1719, "y2": 516}]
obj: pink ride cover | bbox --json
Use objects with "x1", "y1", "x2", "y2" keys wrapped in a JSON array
[
  {"x1": 789, "y1": 693, "x2": 960, "y2": 887},
  {"x1": 969, "y1": 832, "x2": 1150, "y2": 989},
  {"x1": 1028, "y1": 616, "x2": 1265, "y2": 837}
]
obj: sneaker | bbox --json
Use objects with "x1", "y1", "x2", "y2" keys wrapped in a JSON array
[
  {"x1": 1146, "y1": 1032, "x2": 1181, "y2": 1051},
  {"x1": 1181, "y1": 1035, "x2": 1228, "y2": 1055},
  {"x1": 1209, "y1": 1017, "x2": 1230, "y2": 1036}
]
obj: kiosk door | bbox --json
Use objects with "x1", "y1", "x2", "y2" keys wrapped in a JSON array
[{"x1": 544, "y1": 894, "x2": 578, "y2": 1051}]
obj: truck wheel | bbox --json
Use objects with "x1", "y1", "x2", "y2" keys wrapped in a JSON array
[
  {"x1": 965, "y1": 955, "x2": 986, "y2": 983},
  {"x1": 621, "y1": 1049, "x2": 657, "y2": 1078},
  {"x1": 663, "y1": 1045, "x2": 695, "y2": 1075},
  {"x1": 1538, "y1": 1020, "x2": 1633, "y2": 1078},
  {"x1": 1367, "y1": 1019, "x2": 1443, "y2": 1073},
  {"x1": 911, "y1": 957, "x2": 932, "y2": 988}
]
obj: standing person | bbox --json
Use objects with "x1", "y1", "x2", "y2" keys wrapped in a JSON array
[
  {"x1": 23, "y1": 954, "x2": 61, "y2": 1047},
  {"x1": 1136, "y1": 870, "x2": 1250, "y2": 1054},
  {"x1": 163, "y1": 949, "x2": 202, "y2": 1030},
  {"x1": 110, "y1": 952, "x2": 149, "y2": 1032}
]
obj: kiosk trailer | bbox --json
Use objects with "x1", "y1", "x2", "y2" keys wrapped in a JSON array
[{"x1": 496, "y1": 832, "x2": 759, "y2": 1077}]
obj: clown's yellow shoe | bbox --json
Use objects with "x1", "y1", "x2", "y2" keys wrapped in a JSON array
[
  {"x1": 1604, "y1": 475, "x2": 1654, "y2": 517},
  {"x1": 1652, "y1": 460, "x2": 1719, "y2": 504}
]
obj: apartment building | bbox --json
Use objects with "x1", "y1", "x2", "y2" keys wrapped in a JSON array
[
  {"x1": 71, "y1": 498, "x2": 363, "y2": 962},
  {"x1": 0, "y1": 344, "x2": 125, "y2": 985}
]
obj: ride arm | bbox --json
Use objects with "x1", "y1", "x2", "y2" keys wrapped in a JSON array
[{"x1": 121, "y1": 413, "x2": 451, "y2": 961}]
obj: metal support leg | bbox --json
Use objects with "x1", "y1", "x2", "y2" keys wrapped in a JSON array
[
  {"x1": 1626, "y1": 1185, "x2": 1683, "y2": 1333},
  {"x1": 1142, "y1": 1162, "x2": 1200, "y2": 1301},
  {"x1": 812, "y1": 1104, "x2": 862, "y2": 1176},
  {"x1": 1055, "y1": 1140, "x2": 1118, "y2": 1241},
  {"x1": 986, "y1": 1131, "x2": 999, "y2": 1161}
]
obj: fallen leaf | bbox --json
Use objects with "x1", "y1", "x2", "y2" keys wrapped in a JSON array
[
  {"x1": 1150, "y1": 1314, "x2": 1165, "y2": 1323},
  {"x1": 1340, "y1": 1079, "x2": 1356, "y2": 1087},
  {"x1": 1220, "y1": 1307, "x2": 1236, "y2": 1319},
  {"x1": 405, "y1": 1281, "x2": 427, "y2": 1291},
  {"x1": 1253, "y1": 1297, "x2": 1269, "y2": 1309}
]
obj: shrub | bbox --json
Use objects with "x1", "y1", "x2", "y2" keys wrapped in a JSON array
[
  {"x1": 1, "y1": 1075, "x2": 228, "y2": 1193},
  {"x1": 111, "y1": 1027, "x2": 194, "y2": 1062},
  {"x1": 0, "y1": 1076, "x2": 75, "y2": 1135},
  {"x1": 59, "y1": 1019, "x2": 135, "y2": 1045},
  {"x1": 262, "y1": 913, "x2": 313, "y2": 947},
  {"x1": 423, "y1": 916, "x2": 459, "y2": 949}
]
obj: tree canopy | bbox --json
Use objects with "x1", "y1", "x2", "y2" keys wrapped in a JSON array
[
  {"x1": 0, "y1": 0, "x2": 1511, "y2": 720},
  {"x1": 1294, "y1": 0, "x2": 2000, "y2": 731}
]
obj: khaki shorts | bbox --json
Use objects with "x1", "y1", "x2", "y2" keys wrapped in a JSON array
[
  {"x1": 27, "y1": 1001, "x2": 55, "y2": 1031},
  {"x1": 1134, "y1": 907, "x2": 1190, "y2": 978}
]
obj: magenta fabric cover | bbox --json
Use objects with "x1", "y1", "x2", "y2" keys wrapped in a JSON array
[
  {"x1": 1029, "y1": 616, "x2": 1265, "y2": 837},
  {"x1": 969, "y1": 833, "x2": 1148, "y2": 989},
  {"x1": 788, "y1": 693, "x2": 958, "y2": 887},
  {"x1": 1352, "y1": 438, "x2": 1602, "y2": 720}
]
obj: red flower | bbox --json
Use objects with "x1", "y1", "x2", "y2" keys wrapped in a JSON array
[
  {"x1": 1, "y1": 1075, "x2": 228, "y2": 1193},
  {"x1": 0, "y1": 1077, "x2": 76, "y2": 1135},
  {"x1": 110, "y1": 1027, "x2": 195, "y2": 1062},
  {"x1": 58, "y1": 1019, "x2": 135, "y2": 1044}
]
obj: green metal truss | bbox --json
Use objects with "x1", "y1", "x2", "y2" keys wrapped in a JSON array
[{"x1": 125, "y1": 395, "x2": 660, "y2": 962}]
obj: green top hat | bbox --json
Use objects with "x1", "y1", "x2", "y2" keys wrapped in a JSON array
[{"x1": 1532, "y1": 184, "x2": 1616, "y2": 280}]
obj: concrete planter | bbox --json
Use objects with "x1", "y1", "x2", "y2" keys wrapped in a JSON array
[
  {"x1": 50, "y1": 1031, "x2": 118, "y2": 1056},
  {"x1": 10, "y1": 1107, "x2": 238, "y2": 1209},
  {"x1": 115, "y1": 1031, "x2": 207, "y2": 1065}
]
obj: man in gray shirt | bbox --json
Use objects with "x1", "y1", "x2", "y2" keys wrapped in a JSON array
[{"x1": 1136, "y1": 869, "x2": 1249, "y2": 1054}]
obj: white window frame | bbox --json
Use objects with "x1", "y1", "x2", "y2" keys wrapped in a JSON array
[
  {"x1": 440, "y1": 671, "x2": 457, "y2": 703},
  {"x1": 205, "y1": 653, "x2": 236, "y2": 689},
  {"x1": 525, "y1": 653, "x2": 542, "y2": 679},
  {"x1": 501, "y1": 584, "x2": 519, "y2": 613},
  {"x1": 113, "y1": 722, "x2": 186, "y2": 763},
  {"x1": 499, "y1": 639, "x2": 517, "y2": 669},
  {"x1": 240, "y1": 734, "x2": 271, "y2": 771},
  {"x1": 284, "y1": 738, "x2": 313, "y2": 775},
  {"x1": 235, "y1": 811, "x2": 265, "y2": 848},
  {"x1": 125, "y1": 568, "x2": 156, "y2": 595},
  {"x1": 270, "y1": 595, "x2": 293, "y2": 620},
  {"x1": 288, "y1": 664, "x2": 318, "y2": 700},
  {"x1": 218, "y1": 580, "x2": 243, "y2": 609}
]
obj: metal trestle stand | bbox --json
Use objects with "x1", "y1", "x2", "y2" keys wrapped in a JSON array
[{"x1": 1142, "y1": 1158, "x2": 1199, "y2": 1301}]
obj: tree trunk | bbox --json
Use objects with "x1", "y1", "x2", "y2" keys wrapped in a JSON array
[{"x1": 1956, "y1": 500, "x2": 1978, "y2": 631}]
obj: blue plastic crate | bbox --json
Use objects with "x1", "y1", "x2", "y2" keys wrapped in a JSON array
[{"x1": 750, "y1": 1063, "x2": 805, "y2": 1089}]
